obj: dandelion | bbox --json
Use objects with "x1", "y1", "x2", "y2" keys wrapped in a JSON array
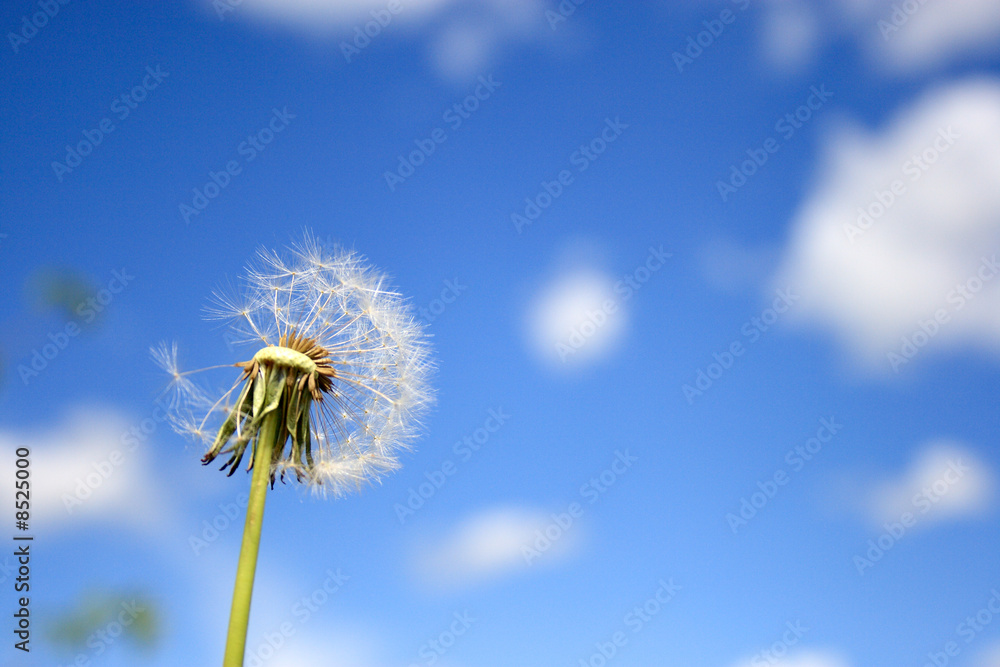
[{"x1": 155, "y1": 232, "x2": 432, "y2": 667}]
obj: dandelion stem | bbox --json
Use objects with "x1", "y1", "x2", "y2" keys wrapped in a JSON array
[{"x1": 222, "y1": 409, "x2": 280, "y2": 667}]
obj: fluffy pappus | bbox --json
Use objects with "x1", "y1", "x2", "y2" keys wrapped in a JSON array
[{"x1": 154, "y1": 232, "x2": 434, "y2": 497}]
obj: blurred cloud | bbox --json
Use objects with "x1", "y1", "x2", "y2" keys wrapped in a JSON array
[
  {"x1": 428, "y1": 0, "x2": 542, "y2": 80},
  {"x1": 729, "y1": 652, "x2": 851, "y2": 667},
  {"x1": 865, "y1": 441, "x2": 995, "y2": 527},
  {"x1": 265, "y1": 632, "x2": 380, "y2": 667},
  {"x1": 527, "y1": 267, "x2": 627, "y2": 369},
  {"x1": 415, "y1": 506, "x2": 579, "y2": 589},
  {"x1": 773, "y1": 78, "x2": 1000, "y2": 368},
  {"x1": 698, "y1": 237, "x2": 779, "y2": 294},
  {"x1": 0, "y1": 407, "x2": 166, "y2": 531},
  {"x1": 206, "y1": 0, "x2": 549, "y2": 81},
  {"x1": 758, "y1": 0, "x2": 820, "y2": 75},
  {"x1": 758, "y1": 0, "x2": 1000, "y2": 75},
  {"x1": 228, "y1": 0, "x2": 452, "y2": 25},
  {"x1": 428, "y1": 17, "x2": 496, "y2": 80},
  {"x1": 853, "y1": 0, "x2": 1000, "y2": 72},
  {"x1": 979, "y1": 643, "x2": 1000, "y2": 666}
]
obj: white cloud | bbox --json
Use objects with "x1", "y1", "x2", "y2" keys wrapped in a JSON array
[
  {"x1": 0, "y1": 408, "x2": 165, "y2": 531},
  {"x1": 415, "y1": 506, "x2": 579, "y2": 589},
  {"x1": 206, "y1": 0, "x2": 548, "y2": 81},
  {"x1": 220, "y1": 0, "x2": 453, "y2": 27},
  {"x1": 865, "y1": 441, "x2": 995, "y2": 527},
  {"x1": 729, "y1": 652, "x2": 851, "y2": 667},
  {"x1": 860, "y1": 0, "x2": 1000, "y2": 72},
  {"x1": 527, "y1": 268, "x2": 627, "y2": 368},
  {"x1": 757, "y1": 0, "x2": 1000, "y2": 75},
  {"x1": 773, "y1": 78, "x2": 1000, "y2": 368},
  {"x1": 758, "y1": 0, "x2": 821, "y2": 75}
]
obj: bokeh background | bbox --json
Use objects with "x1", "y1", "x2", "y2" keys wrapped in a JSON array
[{"x1": 3, "y1": 1, "x2": 1000, "y2": 665}]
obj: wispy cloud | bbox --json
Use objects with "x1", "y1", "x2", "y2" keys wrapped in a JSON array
[
  {"x1": 203, "y1": 0, "x2": 551, "y2": 81},
  {"x1": 698, "y1": 237, "x2": 779, "y2": 295},
  {"x1": 758, "y1": 0, "x2": 821, "y2": 76},
  {"x1": 865, "y1": 441, "x2": 995, "y2": 527},
  {"x1": 977, "y1": 641, "x2": 1000, "y2": 667},
  {"x1": 414, "y1": 506, "x2": 579, "y2": 590},
  {"x1": 758, "y1": 0, "x2": 1000, "y2": 75},
  {"x1": 729, "y1": 652, "x2": 851, "y2": 667}
]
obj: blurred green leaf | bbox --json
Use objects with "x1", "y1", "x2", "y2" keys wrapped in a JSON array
[
  {"x1": 25, "y1": 267, "x2": 98, "y2": 322},
  {"x1": 45, "y1": 591, "x2": 161, "y2": 654}
]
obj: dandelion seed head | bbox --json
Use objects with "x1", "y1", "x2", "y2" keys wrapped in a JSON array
[{"x1": 154, "y1": 232, "x2": 434, "y2": 497}]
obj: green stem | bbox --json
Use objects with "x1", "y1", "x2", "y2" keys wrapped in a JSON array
[{"x1": 222, "y1": 410, "x2": 280, "y2": 667}]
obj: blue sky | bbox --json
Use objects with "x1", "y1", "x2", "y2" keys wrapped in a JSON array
[{"x1": 3, "y1": 1, "x2": 1000, "y2": 666}]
